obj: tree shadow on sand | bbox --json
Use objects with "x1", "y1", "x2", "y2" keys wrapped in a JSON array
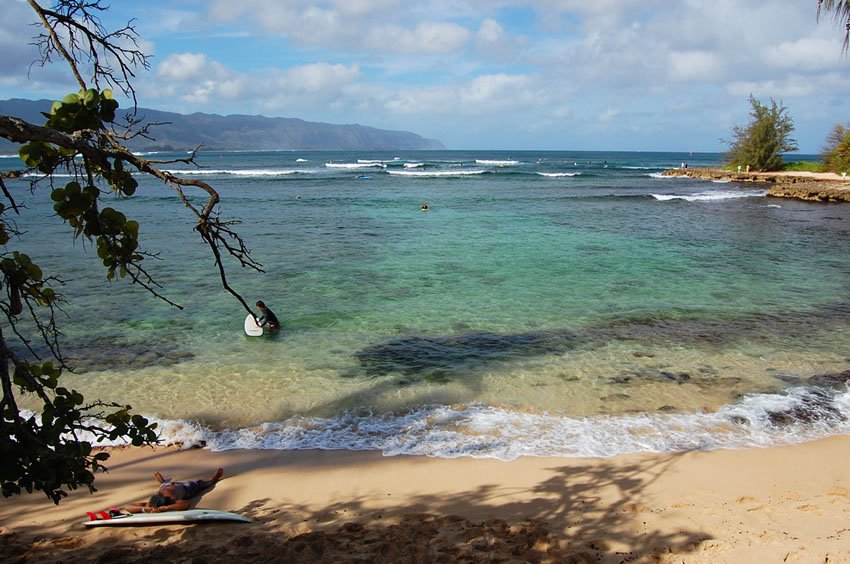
[{"x1": 1, "y1": 453, "x2": 711, "y2": 563}]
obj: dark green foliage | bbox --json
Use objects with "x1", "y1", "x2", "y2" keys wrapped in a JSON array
[
  {"x1": 782, "y1": 161, "x2": 824, "y2": 172},
  {"x1": 821, "y1": 123, "x2": 850, "y2": 173},
  {"x1": 724, "y1": 95, "x2": 798, "y2": 172},
  {"x1": 2, "y1": 86, "x2": 160, "y2": 504},
  {"x1": 3, "y1": 0, "x2": 258, "y2": 505}
]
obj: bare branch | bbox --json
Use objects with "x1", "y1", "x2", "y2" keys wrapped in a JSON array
[{"x1": 27, "y1": 0, "x2": 149, "y2": 106}]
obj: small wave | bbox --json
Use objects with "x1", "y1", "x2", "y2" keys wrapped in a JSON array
[
  {"x1": 651, "y1": 190, "x2": 766, "y2": 202},
  {"x1": 537, "y1": 172, "x2": 579, "y2": 177},
  {"x1": 23, "y1": 172, "x2": 76, "y2": 178},
  {"x1": 326, "y1": 162, "x2": 386, "y2": 169},
  {"x1": 77, "y1": 385, "x2": 850, "y2": 460},
  {"x1": 387, "y1": 169, "x2": 487, "y2": 178},
  {"x1": 476, "y1": 159, "x2": 519, "y2": 166},
  {"x1": 403, "y1": 162, "x2": 424, "y2": 168},
  {"x1": 295, "y1": 158, "x2": 308, "y2": 163},
  {"x1": 162, "y1": 168, "x2": 316, "y2": 177}
]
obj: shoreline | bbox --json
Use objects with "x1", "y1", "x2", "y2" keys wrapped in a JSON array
[
  {"x1": 2, "y1": 439, "x2": 849, "y2": 562},
  {"x1": 663, "y1": 167, "x2": 850, "y2": 202}
]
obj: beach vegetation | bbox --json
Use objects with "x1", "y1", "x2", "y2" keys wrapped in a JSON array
[
  {"x1": 782, "y1": 160, "x2": 824, "y2": 173},
  {"x1": 724, "y1": 95, "x2": 798, "y2": 172},
  {"x1": 821, "y1": 122, "x2": 850, "y2": 173},
  {"x1": 0, "y1": 1, "x2": 260, "y2": 503}
]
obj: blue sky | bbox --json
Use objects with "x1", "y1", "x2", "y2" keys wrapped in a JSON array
[{"x1": 1, "y1": 0, "x2": 848, "y2": 152}]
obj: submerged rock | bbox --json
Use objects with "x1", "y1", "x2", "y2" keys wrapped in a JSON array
[
  {"x1": 766, "y1": 388, "x2": 846, "y2": 426},
  {"x1": 809, "y1": 370, "x2": 850, "y2": 389}
]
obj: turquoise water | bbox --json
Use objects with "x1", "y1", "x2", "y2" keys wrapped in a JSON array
[{"x1": 4, "y1": 150, "x2": 850, "y2": 458}]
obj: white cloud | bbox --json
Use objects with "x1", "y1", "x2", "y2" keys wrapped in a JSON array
[
  {"x1": 386, "y1": 73, "x2": 548, "y2": 115},
  {"x1": 3, "y1": 0, "x2": 849, "y2": 151},
  {"x1": 727, "y1": 73, "x2": 850, "y2": 99},
  {"x1": 279, "y1": 63, "x2": 361, "y2": 94},
  {"x1": 477, "y1": 18, "x2": 505, "y2": 45},
  {"x1": 668, "y1": 51, "x2": 723, "y2": 82},
  {"x1": 365, "y1": 22, "x2": 471, "y2": 54},
  {"x1": 205, "y1": 0, "x2": 472, "y2": 55},
  {"x1": 149, "y1": 55, "x2": 362, "y2": 110},
  {"x1": 157, "y1": 53, "x2": 231, "y2": 82},
  {"x1": 763, "y1": 37, "x2": 843, "y2": 70}
]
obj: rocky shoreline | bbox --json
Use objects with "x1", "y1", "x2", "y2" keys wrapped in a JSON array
[{"x1": 662, "y1": 167, "x2": 850, "y2": 203}]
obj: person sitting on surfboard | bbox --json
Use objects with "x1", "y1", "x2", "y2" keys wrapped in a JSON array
[
  {"x1": 124, "y1": 468, "x2": 224, "y2": 514},
  {"x1": 255, "y1": 300, "x2": 280, "y2": 331}
]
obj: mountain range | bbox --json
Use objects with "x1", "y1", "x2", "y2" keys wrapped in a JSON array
[{"x1": 0, "y1": 99, "x2": 444, "y2": 152}]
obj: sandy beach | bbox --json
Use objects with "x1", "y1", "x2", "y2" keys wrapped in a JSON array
[{"x1": 2, "y1": 437, "x2": 849, "y2": 563}]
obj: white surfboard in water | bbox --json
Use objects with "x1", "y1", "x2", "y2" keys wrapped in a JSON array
[
  {"x1": 84, "y1": 508, "x2": 252, "y2": 527},
  {"x1": 244, "y1": 313, "x2": 263, "y2": 336}
]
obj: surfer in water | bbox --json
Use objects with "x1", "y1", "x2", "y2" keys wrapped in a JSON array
[
  {"x1": 124, "y1": 468, "x2": 224, "y2": 514},
  {"x1": 255, "y1": 300, "x2": 280, "y2": 332}
]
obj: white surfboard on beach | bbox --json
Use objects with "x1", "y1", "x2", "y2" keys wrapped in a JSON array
[
  {"x1": 244, "y1": 313, "x2": 263, "y2": 336},
  {"x1": 84, "y1": 508, "x2": 252, "y2": 527}
]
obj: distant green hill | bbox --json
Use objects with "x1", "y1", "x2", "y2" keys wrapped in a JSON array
[{"x1": 0, "y1": 99, "x2": 445, "y2": 152}]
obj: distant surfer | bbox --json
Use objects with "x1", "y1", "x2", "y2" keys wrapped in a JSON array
[
  {"x1": 255, "y1": 300, "x2": 280, "y2": 332},
  {"x1": 420, "y1": 203, "x2": 429, "y2": 211},
  {"x1": 123, "y1": 468, "x2": 224, "y2": 514}
]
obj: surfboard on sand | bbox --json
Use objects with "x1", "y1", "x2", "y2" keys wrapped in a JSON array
[
  {"x1": 84, "y1": 509, "x2": 252, "y2": 527},
  {"x1": 244, "y1": 313, "x2": 263, "y2": 336}
]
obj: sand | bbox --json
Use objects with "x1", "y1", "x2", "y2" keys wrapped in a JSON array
[{"x1": 2, "y1": 437, "x2": 849, "y2": 563}]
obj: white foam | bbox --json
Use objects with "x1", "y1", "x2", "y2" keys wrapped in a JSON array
[
  {"x1": 387, "y1": 169, "x2": 486, "y2": 177},
  {"x1": 476, "y1": 159, "x2": 519, "y2": 166},
  {"x1": 104, "y1": 385, "x2": 850, "y2": 460},
  {"x1": 537, "y1": 172, "x2": 578, "y2": 177},
  {"x1": 326, "y1": 162, "x2": 386, "y2": 169},
  {"x1": 651, "y1": 190, "x2": 766, "y2": 202},
  {"x1": 295, "y1": 158, "x2": 308, "y2": 162},
  {"x1": 162, "y1": 168, "x2": 316, "y2": 176}
]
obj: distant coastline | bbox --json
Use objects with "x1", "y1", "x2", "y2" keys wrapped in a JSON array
[
  {"x1": 663, "y1": 167, "x2": 850, "y2": 203},
  {"x1": 0, "y1": 98, "x2": 445, "y2": 152}
]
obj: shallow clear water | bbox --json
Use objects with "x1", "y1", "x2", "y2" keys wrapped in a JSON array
[{"x1": 4, "y1": 150, "x2": 850, "y2": 458}]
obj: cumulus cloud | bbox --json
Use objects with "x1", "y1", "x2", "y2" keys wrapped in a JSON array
[
  {"x1": 727, "y1": 73, "x2": 850, "y2": 99},
  {"x1": 148, "y1": 54, "x2": 362, "y2": 110},
  {"x1": 763, "y1": 37, "x2": 842, "y2": 70},
  {"x1": 365, "y1": 21, "x2": 471, "y2": 54},
  {"x1": 205, "y1": 0, "x2": 472, "y2": 55},
  {"x1": 157, "y1": 53, "x2": 231, "y2": 82},
  {"x1": 386, "y1": 73, "x2": 548, "y2": 115},
  {"x1": 3, "y1": 0, "x2": 848, "y2": 150},
  {"x1": 667, "y1": 51, "x2": 723, "y2": 82}
]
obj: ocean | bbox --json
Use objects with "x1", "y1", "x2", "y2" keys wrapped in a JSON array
[{"x1": 3, "y1": 149, "x2": 850, "y2": 459}]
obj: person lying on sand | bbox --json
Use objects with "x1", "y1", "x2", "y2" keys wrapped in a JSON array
[{"x1": 124, "y1": 468, "x2": 224, "y2": 514}]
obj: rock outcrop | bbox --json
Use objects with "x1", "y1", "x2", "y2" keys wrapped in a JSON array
[{"x1": 662, "y1": 167, "x2": 850, "y2": 203}]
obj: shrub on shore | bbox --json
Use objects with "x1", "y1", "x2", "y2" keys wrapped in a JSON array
[
  {"x1": 724, "y1": 95, "x2": 797, "y2": 172},
  {"x1": 822, "y1": 123, "x2": 850, "y2": 173}
]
